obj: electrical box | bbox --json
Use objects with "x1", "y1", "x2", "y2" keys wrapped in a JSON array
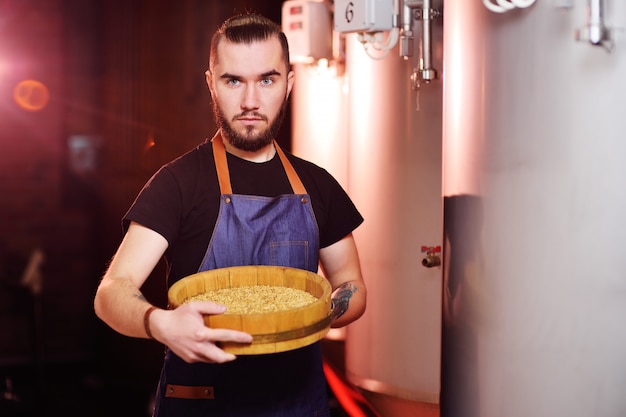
[
  {"x1": 282, "y1": 0, "x2": 332, "y2": 63},
  {"x1": 333, "y1": 0, "x2": 394, "y2": 33}
]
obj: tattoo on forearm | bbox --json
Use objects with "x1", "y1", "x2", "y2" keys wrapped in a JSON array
[{"x1": 331, "y1": 282, "x2": 357, "y2": 321}]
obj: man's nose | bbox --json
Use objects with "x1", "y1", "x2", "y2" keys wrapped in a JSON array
[{"x1": 242, "y1": 84, "x2": 260, "y2": 109}]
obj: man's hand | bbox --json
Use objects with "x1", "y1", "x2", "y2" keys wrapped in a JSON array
[{"x1": 149, "y1": 301, "x2": 253, "y2": 364}]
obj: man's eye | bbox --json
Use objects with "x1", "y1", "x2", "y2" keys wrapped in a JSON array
[
  {"x1": 227, "y1": 79, "x2": 240, "y2": 86},
  {"x1": 260, "y1": 78, "x2": 274, "y2": 86}
]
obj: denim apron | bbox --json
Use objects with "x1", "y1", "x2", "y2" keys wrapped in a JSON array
[{"x1": 153, "y1": 132, "x2": 330, "y2": 417}]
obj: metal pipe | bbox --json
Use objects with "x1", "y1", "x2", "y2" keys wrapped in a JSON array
[
  {"x1": 419, "y1": 0, "x2": 437, "y2": 82},
  {"x1": 575, "y1": 0, "x2": 613, "y2": 52},
  {"x1": 400, "y1": 0, "x2": 421, "y2": 59},
  {"x1": 588, "y1": 0, "x2": 606, "y2": 45}
]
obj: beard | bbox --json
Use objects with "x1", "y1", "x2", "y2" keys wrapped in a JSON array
[{"x1": 213, "y1": 100, "x2": 288, "y2": 152}]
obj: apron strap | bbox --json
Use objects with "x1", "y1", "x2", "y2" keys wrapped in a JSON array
[
  {"x1": 211, "y1": 132, "x2": 233, "y2": 194},
  {"x1": 274, "y1": 141, "x2": 307, "y2": 195},
  {"x1": 211, "y1": 132, "x2": 308, "y2": 195}
]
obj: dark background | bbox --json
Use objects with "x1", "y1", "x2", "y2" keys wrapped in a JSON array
[{"x1": 0, "y1": 1, "x2": 299, "y2": 415}]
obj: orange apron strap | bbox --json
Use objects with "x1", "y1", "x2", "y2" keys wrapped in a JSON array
[
  {"x1": 211, "y1": 132, "x2": 233, "y2": 194},
  {"x1": 274, "y1": 140, "x2": 307, "y2": 195}
]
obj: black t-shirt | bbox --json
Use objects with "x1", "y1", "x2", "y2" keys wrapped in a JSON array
[{"x1": 123, "y1": 137, "x2": 363, "y2": 284}]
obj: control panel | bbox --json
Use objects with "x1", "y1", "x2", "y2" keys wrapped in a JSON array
[
  {"x1": 282, "y1": 0, "x2": 332, "y2": 63},
  {"x1": 333, "y1": 0, "x2": 394, "y2": 33}
]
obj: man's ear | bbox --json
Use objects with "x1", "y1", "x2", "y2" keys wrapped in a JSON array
[
  {"x1": 286, "y1": 69, "x2": 295, "y2": 100},
  {"x1": 205, "y1": 69, "x2": 215, "y2": 96}
]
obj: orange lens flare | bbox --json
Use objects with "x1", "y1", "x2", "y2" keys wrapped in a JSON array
[{"x1": 13, "y1": 79, "x2": 50, "y2": 111}]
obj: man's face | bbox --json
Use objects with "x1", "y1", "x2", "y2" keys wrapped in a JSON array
[{"x1": 207, "y1": 36, "x2": 294, "y2": 152}]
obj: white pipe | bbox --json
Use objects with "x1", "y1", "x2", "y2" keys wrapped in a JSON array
[
  {"x1": 588, "y1": 0, "x2": 607, "y2": 45},
  {"x1": 483, "y1": 0, "x2": 512, "y2": 13},
  {"x1": 575, "y1": 0, "x2": 613, "y2": 51},
  {"x1": 483, "y1": 0, "x2": 536, "y2": 13},
  {"x1": 511, "y1": 0, "x2": 537, "y2": 6}
]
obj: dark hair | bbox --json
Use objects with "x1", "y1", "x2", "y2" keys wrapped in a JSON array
[{"x1": 209, "y1": 13, "x2": 290, "y2": 72}]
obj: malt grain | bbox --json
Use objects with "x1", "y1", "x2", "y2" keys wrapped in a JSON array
[{"x1": 186, "y1": 285, "x2": 317, "y2": 314}]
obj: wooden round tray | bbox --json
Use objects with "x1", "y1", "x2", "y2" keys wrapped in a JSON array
[{"x1": 168, "y1": 265, "x2": 332, "y2": 355}]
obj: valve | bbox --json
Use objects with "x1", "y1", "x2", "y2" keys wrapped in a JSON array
[
  {"x1": 421, "y1": 245, "x2": 441, "y2": 268},
  {"x1": 422, "y1": 254, "x2": 441, "y2": 268}
]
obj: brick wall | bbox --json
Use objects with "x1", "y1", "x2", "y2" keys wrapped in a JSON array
[{"x1": 0, "y1": 0, "x2": 288, "y2": 374}]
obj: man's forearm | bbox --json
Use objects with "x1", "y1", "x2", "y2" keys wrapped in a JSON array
[{"x1": 94, "y1": 277, "x2": 154, "y2": 339}]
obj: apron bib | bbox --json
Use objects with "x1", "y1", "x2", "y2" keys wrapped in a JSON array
[{"x1": 153, "y1": 133, "x2": 329, "y2": 417}]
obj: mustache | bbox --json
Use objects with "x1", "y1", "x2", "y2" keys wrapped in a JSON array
[{"x1": 233, "y1": 111, "x2": 267, "y2": 121}]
